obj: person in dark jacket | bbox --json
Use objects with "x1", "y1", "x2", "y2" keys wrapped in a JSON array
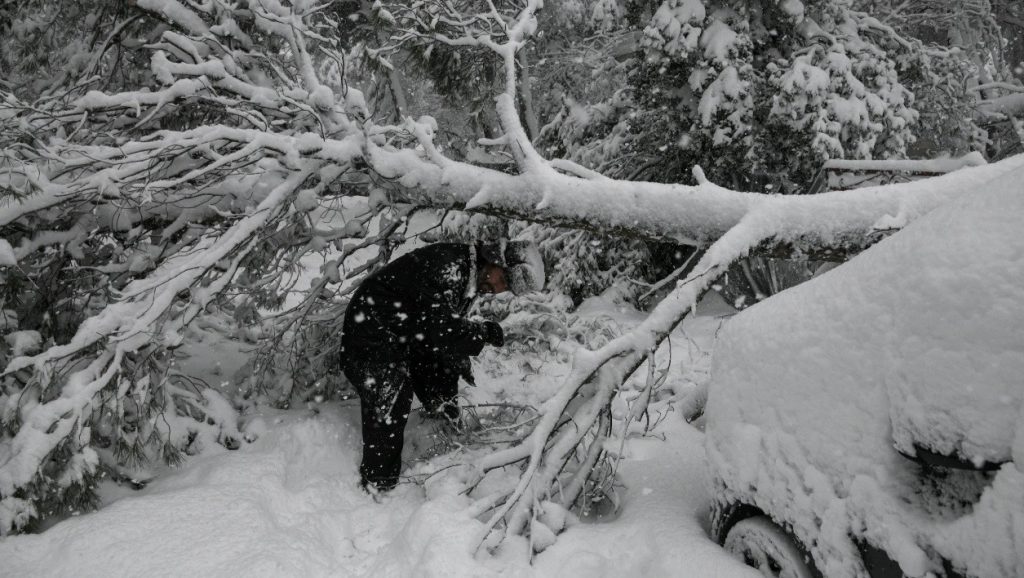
[{"x1": 341, "y1": 241, "x2": 544, "y2": 493}]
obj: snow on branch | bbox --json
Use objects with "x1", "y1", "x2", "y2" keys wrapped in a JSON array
[
  {"x1": 822, "y1": 152, "x2": 988, "y2": 174},
  {"x1": 372, "y1": 136, "x2": 1023, "y2": 258},
  {"x1": 378, "y1": 0, "x2": 546, "y2": 171},
  {"x1": 979, "y1": 94, "x2": 1024, "y2": 118}
]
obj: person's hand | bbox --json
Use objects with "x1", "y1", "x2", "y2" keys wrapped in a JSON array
[
  {"x1": 457, "y1": 356, "x2": 475, "y2": 386},
  {"x1": 482, "y1": 320, "x2": 504, "y2": 347}
]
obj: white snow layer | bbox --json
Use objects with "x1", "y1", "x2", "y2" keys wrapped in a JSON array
[
  {"x1": 706, "y1": 163, "x2": 1024, "y2": 577},
  {"x1": 0, "y1": 239, "x2": 16, "y2": 266}
]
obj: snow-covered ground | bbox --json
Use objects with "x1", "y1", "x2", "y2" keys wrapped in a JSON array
[{"x1": 0, "y1": 289, "x2": 754, "y2": 577}]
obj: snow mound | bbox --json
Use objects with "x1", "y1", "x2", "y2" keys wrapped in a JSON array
[
  {"x1": 5, "y1": 330, "x2": 41, "y2": 356},
  {"x1": 0, "y1": 239, "x2": 16, "y2": 266}
]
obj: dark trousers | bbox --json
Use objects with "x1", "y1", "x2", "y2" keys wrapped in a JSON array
[{"x1": 342, "y1": 353, "x2": 462, "y2": 491}]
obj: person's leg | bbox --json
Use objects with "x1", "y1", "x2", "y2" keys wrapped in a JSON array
[
  {"x1": 344, "y1": 359, "x2": 414, "y2": 492},
  {"x1": 410, "y1": 355, "x2": 462, "y2": 425}
]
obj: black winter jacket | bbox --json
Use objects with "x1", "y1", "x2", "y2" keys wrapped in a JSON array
[{"x1": 341, "y1": 243, "x2": 490, "y2": 363}]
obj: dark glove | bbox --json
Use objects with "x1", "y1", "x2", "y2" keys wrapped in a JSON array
[
  {"x1": 457, "y1": 356, "x2": 475, "y2": 386},
  {"x1": 482, "y1": 320, "x2": 504, "y2": 347}
]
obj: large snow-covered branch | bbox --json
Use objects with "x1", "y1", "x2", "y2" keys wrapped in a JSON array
[
  {"x1": 11, "y1": 107, "x2": 990, "y2": 264},
  {"x1": 822, "y1": 152, "x2": 987, "y2": 174},
  {"x1": 7, "y1": 108, "x2": 1015, "y2": 275},
  {"x1": 372, "y1": 144, "x2": 1024, "y2": 258}
]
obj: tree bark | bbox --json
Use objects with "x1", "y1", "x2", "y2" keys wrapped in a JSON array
[{"x1": 517, "y1": 51, "x2": 540, "y2": 141}]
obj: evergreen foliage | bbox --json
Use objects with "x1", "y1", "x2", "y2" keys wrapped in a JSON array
[{"x1": 534, "y1": 0, "x2": 1020, "y2": 308}]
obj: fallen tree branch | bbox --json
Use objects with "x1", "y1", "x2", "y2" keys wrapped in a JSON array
[
  {"x1": 371, "y1": 143, "x2": 1024, "y2": 260},
  {"x1": 463, "y1": 152, "x2": 1024, "y2": 552}
]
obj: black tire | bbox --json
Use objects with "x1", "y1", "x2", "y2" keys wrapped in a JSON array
[{"x1": 723, "y1": 516, "x2": 817, "y2": 578}]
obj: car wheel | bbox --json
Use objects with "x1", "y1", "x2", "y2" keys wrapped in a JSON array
[{"x1": 723, "y1": 516, "x2": 817, "y2": 578}]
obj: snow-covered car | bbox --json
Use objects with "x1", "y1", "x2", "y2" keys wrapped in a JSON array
[{"x1": 703, "y1": 165, "x2": 1024, "y2": 578}]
